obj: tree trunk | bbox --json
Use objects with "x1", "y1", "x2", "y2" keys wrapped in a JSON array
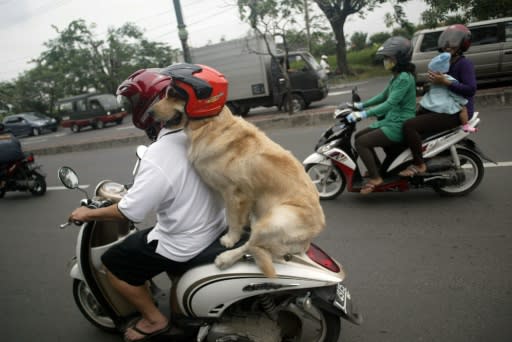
[{"x1": 332, "y1": 18, "x2": 351, "y2": 76}]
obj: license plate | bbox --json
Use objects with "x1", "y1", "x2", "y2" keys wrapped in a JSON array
[{"x1": 333, "y1": 283, "x2": 351, "y2": 314}]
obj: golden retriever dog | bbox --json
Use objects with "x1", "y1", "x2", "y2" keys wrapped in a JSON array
[{"x1": 151, "y1": 94, "x2": 325, "y2": 277}]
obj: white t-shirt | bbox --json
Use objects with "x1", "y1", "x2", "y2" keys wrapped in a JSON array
[{"x1": 118, "y1": 129, "x2": 226, "y2": 262}]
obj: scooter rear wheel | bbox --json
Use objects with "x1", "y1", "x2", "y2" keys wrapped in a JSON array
[
  {"x1": 433, "y1": 148, "x2": 484, "y2": 197},
  {"x1": 29, "y1": 172, "x2": 46, "y2": 196},
  {"x1": 73, "y1": 279, "x2": 117, "y2": 333},
  {"x1": 306, "y1": 163, "x2": 346, "y2": 200}
]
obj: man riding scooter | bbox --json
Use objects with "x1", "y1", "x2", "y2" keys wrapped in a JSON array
[{"x1": 68, "y1": 67, "x2": 229, "y2": 342}]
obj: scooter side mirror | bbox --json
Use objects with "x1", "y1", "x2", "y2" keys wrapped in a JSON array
[
  {"x1": 352, "y1": 86, "x2": 361, "y2": 103},
  {"x1": 58, "y1": 166, "x2": 79, "y2": 189},
  {"x1": 133, "y1": 145, "x2": 148, "y2": 177}
]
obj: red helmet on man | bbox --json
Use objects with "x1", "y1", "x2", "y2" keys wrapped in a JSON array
[
  {"x1": 116, "y1": 63, "x2": 228, "y2": 140},
  {"x1": 438, "y1": 24, "x2": 472, "y2": 53},
  {"x1": 117, "y1": 68, "x2": 171, "y2": 140}
]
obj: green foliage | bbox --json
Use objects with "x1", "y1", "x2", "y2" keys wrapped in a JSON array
[
  {"x1": 349, "y1": 32, "x2": 368, "y2": 51},
  {"x1": 2, "y1": 19, "x2": 178, "y2": 115},
  {"x1": 369, "y1": 32, "x2": 392, "y2": 46},
  {"x1": 421, "y1": 0, "x2": 512, "y2": 27},
  {"x1": 347, "y1": 45, "x2": 381, "y2": 65}
]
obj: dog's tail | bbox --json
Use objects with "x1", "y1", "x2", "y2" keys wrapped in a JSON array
[{"x1": 249, "y1": 246, "x2": 276, "y2": 278}]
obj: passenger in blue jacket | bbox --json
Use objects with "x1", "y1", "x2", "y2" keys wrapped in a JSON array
[{"x1": 400, "y1": 24, "x2": 477, "y2": 177}]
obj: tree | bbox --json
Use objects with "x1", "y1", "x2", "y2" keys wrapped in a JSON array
[
  {"x1": 369, "y1": 32, "x2": 391, "y2": 46},
  {"x1": 421, "y1": 0, "x2": 512, "y2": 27},
  {"x1": 350, "y1": 32, "x2": 368, "y2": 51},
  {"x1": 313, "y1": 0, "x2": 411, "y2": 76},
  {"x1": 237, "y1": 0, "x2": 305, "y2": 114},
  {"x1": 3, "y1": 19, "x2": 178, "y2": 114}
]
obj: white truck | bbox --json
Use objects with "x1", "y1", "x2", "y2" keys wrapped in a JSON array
[{"x1": 189, "y1": 36, "x2": 328, "y2": 116}]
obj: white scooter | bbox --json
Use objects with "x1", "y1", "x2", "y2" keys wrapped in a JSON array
[
  {"x1": 58, "y1": 146, "x2": 362, "y2": 342},
  {"x1": 303, "y1": 89, "x2": 495, "y2": 199}
]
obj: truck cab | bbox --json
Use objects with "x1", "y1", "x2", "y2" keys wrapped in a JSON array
[{"x1": 275, "y1": 52, "x2": 329, "y2": 112}]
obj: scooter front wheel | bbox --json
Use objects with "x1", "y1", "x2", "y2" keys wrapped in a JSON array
[
  {"x1": 73, "y1": 279, "x2": 117, "y2": 333},
  {"x1": 306, "y1": 163, "x2": 346, "y2": 200}
]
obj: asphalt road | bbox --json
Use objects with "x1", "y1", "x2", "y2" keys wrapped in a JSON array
[{"x1": 1, "y1": 104, "x2": 511, "y2": 342}]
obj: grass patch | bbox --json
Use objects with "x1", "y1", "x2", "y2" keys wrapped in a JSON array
[{"x1": 324, "y1": 45, "x2": 390, "y2": 85}]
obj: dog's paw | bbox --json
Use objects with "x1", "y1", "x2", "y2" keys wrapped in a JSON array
[
  {"x1": 220, "y1": 233, "x2": 239, "y2": 248},
  {"x1": 215, "y1": 252, "x2": 236, "y2": 270}
]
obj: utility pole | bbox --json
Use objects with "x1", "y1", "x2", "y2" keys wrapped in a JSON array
[
  {"x1": 172, "y1": 0, "x2": 191, "y2": 63},
  {"x1": 304, "y1": 0, "x2": 312, "y2": 52}
]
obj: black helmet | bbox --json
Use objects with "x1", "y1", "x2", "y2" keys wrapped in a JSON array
[
  {"x1": 376, "y1": 36, "x2": 412, "y2": 65},
  {"x1": 438, "y1": 24, "x2": 472, "y2": 53}
]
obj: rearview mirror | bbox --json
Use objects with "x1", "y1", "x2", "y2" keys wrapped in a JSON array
[{"x1": 58, "y1": 166, "x2": 79, "y2": 189}]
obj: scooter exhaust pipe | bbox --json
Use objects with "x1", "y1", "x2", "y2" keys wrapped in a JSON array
[{"x1": 425, "y1": 157, "x2": 453, "y2": 172}]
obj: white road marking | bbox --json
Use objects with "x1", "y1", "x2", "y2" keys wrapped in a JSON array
[
  {"x1": 328, "y1": 90, "x2": 352, "y2": 97},
  {"x1": 23, "y1": 138, "x2": 48, "y2": 145},
  {"x1": 45, "y1": 162, "x2": 512, "y2": 191},
  {"x1": 47, "y1": 185, "x2": 90, "y2": 191},
  {"x1": 484, "y1": 161, "x2": 512, "y2": 168}
]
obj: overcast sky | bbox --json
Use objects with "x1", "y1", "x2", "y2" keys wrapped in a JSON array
[{"x1": 0, "y1": 0, "x2": 427, "y2": 82}]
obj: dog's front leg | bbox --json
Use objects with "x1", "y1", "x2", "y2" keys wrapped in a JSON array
[{"x1": 220, "y1": 192, "x2": 251, "y2": 248}]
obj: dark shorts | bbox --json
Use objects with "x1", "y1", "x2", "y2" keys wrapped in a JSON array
[{"x1": 101, "y1": 228, "x2": 247, "y2": 286}]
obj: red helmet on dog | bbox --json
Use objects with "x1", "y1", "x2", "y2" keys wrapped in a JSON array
[
  {"x1": 161, "y1": 63, "x2": 228, "y2": 119},
  {"x1": 116, "y1": 68, "x2": 171, "y2": 140}
]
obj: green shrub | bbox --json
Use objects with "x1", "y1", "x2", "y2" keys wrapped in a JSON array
[{"x1": 347, "y1": 45, "x2": 380, "y2": 65}]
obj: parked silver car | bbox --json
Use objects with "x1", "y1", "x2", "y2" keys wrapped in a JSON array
[
  {"x1": 411, "y1": 17, "x2": 512, "y2": 87},
  {"x1": 2, "y1": 112, "x2": 58, "y2": 137}
]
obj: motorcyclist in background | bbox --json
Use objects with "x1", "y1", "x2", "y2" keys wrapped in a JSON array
[{"x1": 0, "y1": 123, "x2": 24, "y2": 191}]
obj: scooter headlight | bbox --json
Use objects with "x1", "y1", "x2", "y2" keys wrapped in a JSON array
[{"x1": 317, "y1": 139, "x2": 341, "y2": 154}]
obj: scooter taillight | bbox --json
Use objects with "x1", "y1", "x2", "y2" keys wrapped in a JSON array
[
  {"x1": 306, "y1": 243, "x2": 340, "y2": 273},
  {"x1": 26, "y1": 154, "x2": 34, "y2": 163}
]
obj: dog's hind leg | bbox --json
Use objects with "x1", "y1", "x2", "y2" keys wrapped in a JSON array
[{"x1": 220, "y1": 191, "x2": 251, "y2": 248}]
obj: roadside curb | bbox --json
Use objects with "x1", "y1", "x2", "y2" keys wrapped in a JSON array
[{"x1": 25, "y1": 87, "x2": 510, "y2": 156}]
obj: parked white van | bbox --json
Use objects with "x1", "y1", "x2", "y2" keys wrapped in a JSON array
[{"x1": 411, "y1": 17, "x2": 512, "y2": 87}]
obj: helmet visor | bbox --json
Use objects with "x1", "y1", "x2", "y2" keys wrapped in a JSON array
[
  {"x1": 438, "y1": 30, "x2": 466, "y2": 49},
  {"x1": 117, "y1": 95, "x2": 133, "y2": 114}
]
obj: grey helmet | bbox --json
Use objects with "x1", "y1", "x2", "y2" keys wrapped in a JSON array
[{"x1": 376, "y1": 36, "x2": 412, "y2": 65}]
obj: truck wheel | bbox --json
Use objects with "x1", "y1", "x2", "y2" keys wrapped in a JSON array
[
  {"x1": 227, "y1": 102, "x2": 249, "y2": 117},
  {"x1": 239, "y1": 105, "x2": 250, "y2": 117},
  {"x1": 71, "y1": 124, "x2": 80, "y2": 133},
  {"x1": 94, "y1": 120, "x2": 105, "y2": 129},
  {"x1": 283, "y1": 94, "x2": 305, "y2": 113}
]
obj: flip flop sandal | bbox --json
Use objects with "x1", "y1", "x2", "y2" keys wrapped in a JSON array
[
  {"x1": 360, "y1": 182, "x2": 378, "y2": 195},
  {"x1": 398, "y1": 165, "x2": 425, "y2": 177},
  {"x1": 124, "y1": 322, "x2": 170, "y2": 342}
]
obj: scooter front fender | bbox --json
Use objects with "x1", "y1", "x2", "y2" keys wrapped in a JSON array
[
  {"x1": 69, "y1": 259, "x2": 85, "y2": 280},
  {"x1": 303, "y1": 149, "x2": 357, "y2": 171},
  {"x1": 303, "y1": 152, "x2": 331, "y2": 166}
]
